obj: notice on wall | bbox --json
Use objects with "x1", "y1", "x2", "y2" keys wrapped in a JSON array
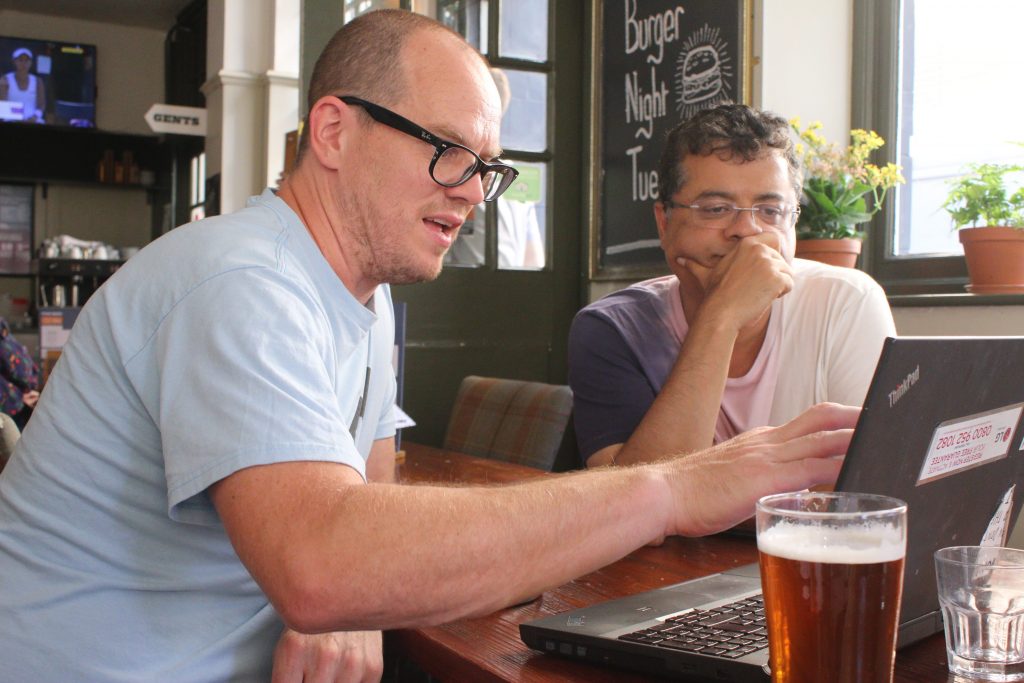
[
  {"x1": 0, "y1": 184, "x2": 33, "y2": 275},
  {"x1": 594, "y1": 0, "x2": 750, "y2": 276},
  {"x1": 39, "y1": 307, "x2": 81, "y2": 385}
]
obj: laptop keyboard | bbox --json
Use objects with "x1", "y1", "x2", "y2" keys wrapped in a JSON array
[{"x1": 617, "y1": 595, "x2": 769, "y2": 659}]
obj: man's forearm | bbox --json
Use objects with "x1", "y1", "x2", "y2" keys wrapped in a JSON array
[
  {"x1": 613, "y1": 313, "x2": 738, "y2": 465},
  {"x1": 220, "y1": 462, "x2": 670, "y2": 634},
  {"x1": 216, "y1": 405, "x2": 856, "y2": 638}
]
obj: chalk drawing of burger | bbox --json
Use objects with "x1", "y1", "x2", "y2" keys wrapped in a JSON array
[{"x1": 681, "y1": 45, "x2": 722, "y2": 105}]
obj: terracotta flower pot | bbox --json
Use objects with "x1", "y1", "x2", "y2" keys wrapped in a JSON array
[
  {"x1": 958, "y1": 226, "x2": 1024, "y2": 294},
  {"x1": 794, "y1": 238, "x2": 862, "y2": 268}
]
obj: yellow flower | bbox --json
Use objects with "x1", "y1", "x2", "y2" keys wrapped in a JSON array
[{"x1": 790, "y1": 118, "x2": 906, "y2": 239}]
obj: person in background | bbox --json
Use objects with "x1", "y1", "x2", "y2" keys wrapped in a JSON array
[
  {"x1": 570, "y1": 104, "x2": 895, "y2": 468},
  {"x1": 0, "y1": 316, "x2": 39, "y2": 431},
  {"x1": 446, "y1": 67, "x2": 544, "y2": 269},
  {"x1": 0, "y1": 12, "x2": 857, "y2": 682},
  {"x1": 0, "y1": 47, "x2": 48, "y2": 124}
]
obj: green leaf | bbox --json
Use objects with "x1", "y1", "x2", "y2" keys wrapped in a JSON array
[{"x1": 943, "y1": 159, "x2": 1024, "y2": 229}]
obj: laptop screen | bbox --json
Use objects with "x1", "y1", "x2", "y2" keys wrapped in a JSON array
[{"x1": 837, "y1": 336, "x2": 1024, "y2": 644}]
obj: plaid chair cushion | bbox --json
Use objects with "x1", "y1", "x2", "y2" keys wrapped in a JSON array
[{"x1": 443, "y1": 375, "x2": 573, "y2": 471}]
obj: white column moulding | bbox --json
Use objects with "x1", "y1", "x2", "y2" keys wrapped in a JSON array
[
  {"x1": 266, "y1": 0, "x2": 300, "y2": 188},
  {"x1": 203, "y1": 0, "x2": 275, "y2": 214}
]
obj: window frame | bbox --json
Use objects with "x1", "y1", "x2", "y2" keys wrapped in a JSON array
[
  {"x1": 415, "y1": 0, "x2": 555, "y2": 271},
  {"x1": 853, "y1": 0, "x2": 969, "y2": 295},
  {"x1": 487, "y1": 0, "x2": 554, "y2": 271}
]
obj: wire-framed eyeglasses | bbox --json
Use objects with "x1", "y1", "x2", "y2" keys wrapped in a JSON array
[
  {"x1": 337, "y1": 95, "x2": 519, "y2": 202},
  {"x1": 663, "y1": 199, "x2": 801, "y2": 229}
]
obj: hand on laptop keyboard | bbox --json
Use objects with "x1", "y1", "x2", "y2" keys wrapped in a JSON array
[{"x1": 652, "y1": 402, "x2": 858, "y2": 537}]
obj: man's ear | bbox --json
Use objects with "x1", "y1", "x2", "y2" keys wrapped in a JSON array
[
  {"x1": 654, "y1": 201, "x2": 669, "y2": 244},
  {"x1": 306, "y1": 96, "x2": 356, "y2": 171}
]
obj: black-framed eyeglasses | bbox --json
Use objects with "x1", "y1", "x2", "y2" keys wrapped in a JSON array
[
  {"x1": 337, "y1": 95, "x2": 519, "y2": 202},
  {"x1": 663, "y1": 199, "x2": 801, "y2": 229}
]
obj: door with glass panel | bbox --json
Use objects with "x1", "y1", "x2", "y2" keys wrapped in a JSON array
[{"x1": 390, "y1": 0, "x2": 584, "y2": 448}]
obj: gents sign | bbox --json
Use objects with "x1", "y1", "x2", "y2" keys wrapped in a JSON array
[
  {"x1": 597, "y1": 0, "x2": 747, "y2": 275},
  {"x1": 144, "y1": 104, "x2": 207, "y2": 136}
]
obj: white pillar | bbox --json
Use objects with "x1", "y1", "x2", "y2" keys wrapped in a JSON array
[
  {"x1": 204, "y1": 0, "x2": 287, "y2": 214},
  {"x1": 266, "y1": 0, "x2": 301, "y2": 188}
]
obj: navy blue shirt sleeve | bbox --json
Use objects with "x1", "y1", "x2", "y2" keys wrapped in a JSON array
[{"x1": 567, "y1": 309, "x2": 657, "y2": 462}]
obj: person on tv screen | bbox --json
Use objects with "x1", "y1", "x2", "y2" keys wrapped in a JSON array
[{"x1": 0, "y1": 47, "x2": 47, "y2": 124}]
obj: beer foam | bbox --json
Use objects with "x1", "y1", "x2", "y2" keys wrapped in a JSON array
[{"x1": 757, "y1": 523, "x2": 905, "y2": 564}]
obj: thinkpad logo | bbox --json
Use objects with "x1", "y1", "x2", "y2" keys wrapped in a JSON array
[{"x1": 888, "y1": 365, "x2": 920, "y2": 408}]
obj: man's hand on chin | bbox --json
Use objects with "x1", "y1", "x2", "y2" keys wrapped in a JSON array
[{"x1": 699, "y1": 232, "x2": 794, "y2": 332}]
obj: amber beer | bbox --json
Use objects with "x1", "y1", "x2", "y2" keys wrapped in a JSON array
[{"x1": 756, "y1": 493, "x2": 907, "y2": 683}]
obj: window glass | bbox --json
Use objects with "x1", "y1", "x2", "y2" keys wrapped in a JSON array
[
  {"x1": 500, "y1": 69, "x2": 547, "y2": 153},
  {"x1": 445, "y1": 203, "x2": 487, "y2": 268},
  {"x1": 444, "y1": 161, "x2": 548, "y2": 270},
  {"x1": 499, "y1": 0, "x2": 547, "y2": 61},
  {"x1": 343, "y1": 0, "x2": 376, "y2": 23},
  {"x1": 189, "y1": 152, "x2": 206, "y2": 222},
  {"x1": 420, "y1": 0, "x2": 552, "y2": 272},
  {"x1": 497, "y1": 161, "x2": 547, "y2": 270},
  {"x1": 432, "y1": 0, "x2": 489, "y2": 53},
  {"x1": 895, "y1": 0, "x2": 1024, "y2": 256}
]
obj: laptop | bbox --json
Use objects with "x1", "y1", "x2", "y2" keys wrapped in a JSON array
[{"x1": 520, "y1": 336, "x2": 1024, "y2": 681}]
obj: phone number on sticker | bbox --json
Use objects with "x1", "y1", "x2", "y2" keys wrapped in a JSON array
[{"x1": 935, "y1": 424, "x2": 992, "y2": 451}]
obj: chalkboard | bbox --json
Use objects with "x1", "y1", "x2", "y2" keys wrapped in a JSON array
[{"x1": 590, "y1": 0, "x2": 752, "y2": 278}]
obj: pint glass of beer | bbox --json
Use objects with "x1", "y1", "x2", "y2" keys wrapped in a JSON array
[{"x1": 756, "y1": 492, "x2": 907, "y2": 683}]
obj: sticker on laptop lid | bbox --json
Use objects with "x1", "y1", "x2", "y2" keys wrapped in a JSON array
[
  {"x1": 979, "y1": 486, "x2": 1015, "y2": 547},
  {"x1": 917, "y1": 403, "x2": 1024, "y2": 486}
]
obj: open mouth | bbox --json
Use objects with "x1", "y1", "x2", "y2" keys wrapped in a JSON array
[
  {"x1": 426, "y1": 217, "x2": 455, "y2": 235},
  {"x1": 424, "y1": 215, "x2": 461, "y2": 248}
]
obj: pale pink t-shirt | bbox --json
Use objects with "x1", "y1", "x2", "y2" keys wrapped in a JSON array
[
  {"x1": 568, "y1": 259, "x2": 897, "y2": 460},
  {"x1": 664, "y1": 287, "x2": 783, "y2": 443}
]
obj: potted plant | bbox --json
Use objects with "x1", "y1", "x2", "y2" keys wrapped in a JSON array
[
  {"x1": 790, "y1": 119, "x2": 905, "y2": 267},
  {"x1": 942, "y1": 158, "x2": 1024, "y2": 293}
]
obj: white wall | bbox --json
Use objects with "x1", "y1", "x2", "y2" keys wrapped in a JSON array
[
  {"x1": 35, "y1": 184, "x2": 152, "y2": 249},
  {"x1": 755, "y1": 0, "x2": 853, "y2": 143},
  {"x1": 893, "y1": 306, "x2": 1024, "y2": 337},
  {"x1": 0, "y1": 10, "x2": 164, "y2": 135}
]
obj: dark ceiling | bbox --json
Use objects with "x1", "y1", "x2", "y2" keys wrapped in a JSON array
[{"x1": 0, "y1": 0, "x2": 195, "y2": 31}]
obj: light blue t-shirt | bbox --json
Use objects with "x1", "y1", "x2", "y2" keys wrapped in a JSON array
[{"x1": 0, "y1": 189, "x2": 397, "y2": 681}]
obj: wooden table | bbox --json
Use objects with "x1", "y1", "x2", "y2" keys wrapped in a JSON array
[{"x1": 394, "y1": 442, "x2": 953, "y2": 682}]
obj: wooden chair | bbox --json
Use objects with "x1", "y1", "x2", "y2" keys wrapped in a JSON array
[{"x1": 442, "y1": 375, "x2": 575, "y2": 471}]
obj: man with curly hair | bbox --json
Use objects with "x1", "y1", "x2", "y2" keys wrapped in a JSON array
[{"x1": 571, "y1": 104, "x2": 895, "y2": 468}]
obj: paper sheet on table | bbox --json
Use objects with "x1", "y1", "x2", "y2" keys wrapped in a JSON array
[{"x1": 395, "y1": 405, "x2": 416, "y2": 429}]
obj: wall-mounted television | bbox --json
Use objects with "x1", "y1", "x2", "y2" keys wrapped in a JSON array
[{"x1": 0, "y1": 35, "x2": 97, "y2": 128}]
